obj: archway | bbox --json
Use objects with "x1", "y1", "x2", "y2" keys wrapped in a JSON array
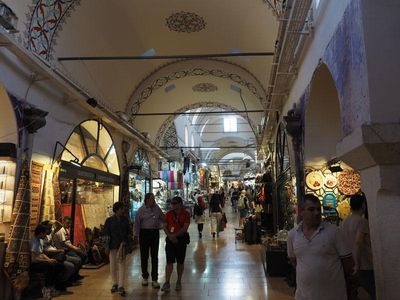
[
  {"x1": 58, "y1": 119, "x2": 121, "y2": 244},
  {"x1": 304, "y1": 64, "x2": 342, "y2": 168},
  {"x1": 0, "y1": 83, "x2": 18, "y2": 231}
]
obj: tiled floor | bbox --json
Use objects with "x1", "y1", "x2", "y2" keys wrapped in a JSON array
[{"x1": 57, "y1": 208, "x2": 294, "y2": 299}]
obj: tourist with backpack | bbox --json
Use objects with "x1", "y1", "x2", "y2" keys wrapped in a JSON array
[
  {"x1": 193, "y1": 195, "x2": 206, "y2": 238},
  {"x1": 237, "y1": 190, "x2": 248, "y2": 227}
]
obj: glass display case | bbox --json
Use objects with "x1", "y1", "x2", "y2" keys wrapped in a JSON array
[{"x1": 0, "y1": 158, "x2": 16, "y2": 223}]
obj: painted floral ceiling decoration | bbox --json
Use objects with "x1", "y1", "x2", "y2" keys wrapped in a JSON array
[
  {"x1": 192, "y1": 83, "x2": 218, "y2": 92},
  {"x1": 166, "y1": 11, "x2": 206, "y2": 33}
]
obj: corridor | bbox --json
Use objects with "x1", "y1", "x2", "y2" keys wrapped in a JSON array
[{"x1": 57, "y1": 208, "x2": 293, "y2": 300}]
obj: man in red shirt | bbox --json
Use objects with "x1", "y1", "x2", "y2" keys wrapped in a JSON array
[{"x1": 161, "y1": 196, "x2": 190, "y2": 292}]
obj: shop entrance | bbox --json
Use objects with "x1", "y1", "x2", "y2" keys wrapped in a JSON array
[
  {"x1": 129, "y1": 148, "x2": 151, "y2": 222},
  {"x1": 57, "y1": 120, "x2": 120, "y2": 245}
]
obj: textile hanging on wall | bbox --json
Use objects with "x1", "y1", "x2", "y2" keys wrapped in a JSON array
[
  {"x1": 30, "y1": 161, "x2": 44, "y2": 235},
  {"x1": 159, "y1": 171, "x2": 183, "y2": 189},
  {"x1": 40, "y1": 165, "x2": 55, "y2": 222},
  {"x1": 52, "y1": 162, "x2": 62, "y2": 221},
  {"x1": 4, "y1": 160, "x2": 31, "y2": 278}
]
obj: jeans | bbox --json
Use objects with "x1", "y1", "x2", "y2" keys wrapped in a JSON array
[{"x1": 139, "y1": 229, "x2": 160, "y2": 281}]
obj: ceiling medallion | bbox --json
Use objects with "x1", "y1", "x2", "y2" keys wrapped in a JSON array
[
  {"x1": 192, "y1": 83, "x2": 218, "y2": 92},
  {"x1": 166, "y1": 11, "x2": 206, "y2": 33}
]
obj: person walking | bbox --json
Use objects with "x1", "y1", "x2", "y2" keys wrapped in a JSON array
[
  {"x1": 341, "y1": 193, "x2": 376, "y2": 299},
  {"x1": 161, "y1": 196, "x2": 190, "y2": 292},
  {"x1": 104, "y1": 202, "x2": 130, "y2": 296},
  {"x1": 135, "y1": 192, "x2": 164, "y2": 289},
  {"x1": 193, "y1": 195, "x2": 206, "y2": 238},
  {"x1": 286, "y1": 194, "x2": 353, "y2": 300},
  {"x1": 237, "y1": 190, "x2": 249, "y2": 227},
  {"x1": 209, "y1": 193, "x2": 222, "y2": 239}
]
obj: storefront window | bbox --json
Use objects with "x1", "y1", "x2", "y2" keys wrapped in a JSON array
[{"x1": 59, "y1": 120, "x2": 120, "y2": 245}]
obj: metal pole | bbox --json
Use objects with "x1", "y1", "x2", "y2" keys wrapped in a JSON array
[
  {"x1": 58, "y1": 52, "x2": 275, "y2": 62},
  {"x1": 70, "y1": 178, "x2": 77, "y2": 244},
  {"x1": 132, "y1": 110, "x2": 265, "y2": 116}
]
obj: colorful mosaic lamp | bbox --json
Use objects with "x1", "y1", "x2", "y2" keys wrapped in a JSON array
[{"x1": 0, "y1": 1, "x2": 18, "y2": 33}]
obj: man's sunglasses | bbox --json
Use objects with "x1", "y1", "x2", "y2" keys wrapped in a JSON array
[{"x1": 171, "y1": 202, "x2": 178, "y2": 205}]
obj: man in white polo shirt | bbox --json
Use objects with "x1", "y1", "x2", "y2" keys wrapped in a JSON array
[{"x1": 287, "y1": 194, "x2": 353, "y2": 300}]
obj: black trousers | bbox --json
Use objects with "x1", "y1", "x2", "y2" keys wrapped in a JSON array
[{"x1": 139, "y1": 229, "x2": 160, "y2": 281}]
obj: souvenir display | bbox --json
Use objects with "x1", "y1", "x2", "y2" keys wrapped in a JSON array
[
  {"x1": 338, "y1": 169, "x2": 361, "y2": 195},
  {"x1": 324, "y1": 174, "x2": 337, "y2": 188},
  {"x1": 337, "y1": 199, "x2": 351, "y2": 220},
  {"x1": 322, "y1": 193, "x2": 337, "y2": 214},
  {"x1": 306, "y1": 171, "x2": 324, "y2": 190}
]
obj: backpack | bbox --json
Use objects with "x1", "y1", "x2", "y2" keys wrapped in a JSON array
[
  {"x1": 194, "y1": 203, "x2": 204, "y2": 216},
  {"x1": 237, "y1": 196, "x2": 247, "y2": 210}
]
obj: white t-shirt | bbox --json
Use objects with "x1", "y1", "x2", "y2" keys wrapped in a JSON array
[
  {"x1": 53, "y1": 227, "x2": 71, "y2": 248},
  {"x1": 287, "y1": 222, "x2": 351, "y2": 300},
  {"x1": 341, "y1": 214, "x2": 373, "y2": 270}
]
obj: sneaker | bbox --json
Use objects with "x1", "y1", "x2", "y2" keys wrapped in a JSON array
[
  {"x1": 118, "y1": 287, "x2": 126, "y2": 296},
  {"x1": 111, "y1": 284, "x2": 118, "y2": 293},
  {"x1": 141, "y1": 278, "x2": 149, "y2": 286},
  {"x1": 152, "y1": 281, "x2": 160, "y2": 289},
  {"x1": 161, "y1": 282, "x2": 170, "y2": 292},
  {"x1": 175, "y1": 282, "x2": 182, "y2": 291}
]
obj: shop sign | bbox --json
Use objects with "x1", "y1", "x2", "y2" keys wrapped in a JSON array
[{"x1": 60, "y1": 161, "x2": 120, "y2": 185}]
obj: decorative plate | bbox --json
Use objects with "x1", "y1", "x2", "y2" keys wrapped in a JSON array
[
  {"x1": 324, "y1": 174, "x2": 337, "y2": 188},
  {"x1": 338, "y1": 169, "x2": 361, "y2": 195},
  {"x1": 306, "y1": 171, "x2": 324, "y2": 190}
]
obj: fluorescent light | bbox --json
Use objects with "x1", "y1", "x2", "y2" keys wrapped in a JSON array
[{"x1": 200, "y1": 147, "x2": 220, "y2": 150}]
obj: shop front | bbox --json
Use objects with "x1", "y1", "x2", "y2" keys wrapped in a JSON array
[
  {"x1": 129, "y1": 148, "x2": 151, "y2": 222},
  {"x1": 58, "y1": 120, "x2": 120, "y2": 245},
  {"x1": 0, "y1": 84, "x2": 18, "y2": 239}
]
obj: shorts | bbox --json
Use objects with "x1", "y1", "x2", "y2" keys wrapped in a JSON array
[{"x1": 165, "y1": 238, "x2": 187, "y2": 264}]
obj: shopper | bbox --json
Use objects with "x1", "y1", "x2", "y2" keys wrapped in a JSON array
[
  {"x1": 161, "y1": 196, "x2": 190, "y2": 292},
  {"x1": 40, "y1": 221, "x2": 76, "y2": 284},
  {"x1": 135, "y1": 192, "x2": 164, "y2": 288},
  {"x1": 209, "y1": 193, "x2": 222, "y2": 238},
  {"x1": 30, "y1": 224, "x2": 68, "y2": 298},
  {"x1": 193, "y1": 195, "x2": 206, "y2": 238},
  {"x1": 237, "y1": 190, "x2": 249, "y2": 227},
  {"x1": 104, "y1": 202, "x2": 130, "y2": 296},
  {"x1": 53, "y1": 216, "x2": 87, "y2": 269},
  {"x1": 341, "y1": 193, "x2": 376, "y2": 299},
  {"x1": 286, "y1": 194, "x2": 353, "y2": 300}
]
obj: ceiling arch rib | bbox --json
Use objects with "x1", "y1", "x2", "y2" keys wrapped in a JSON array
[
  {"x1": 127, "y1": 58, "x2": 269, "y2": 119},
  {"x1": 153, "y1": 102, "x2": 259, "y2": 147}
]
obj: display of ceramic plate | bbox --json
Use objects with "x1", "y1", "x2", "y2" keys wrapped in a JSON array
[
  {"x1": 338, "y1": 169, "x2": 361, "y2": 195},
  {"x1": 306, "y1": 171, "x2": 324, "y2": 190},
  {"x1": 324, "y1": 174, "x2": 337, "y2": 188}
]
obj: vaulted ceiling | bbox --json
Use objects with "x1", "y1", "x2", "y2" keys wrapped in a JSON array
[{"x1": 8, "y1": 0, "x2": 288, "y2": 176}]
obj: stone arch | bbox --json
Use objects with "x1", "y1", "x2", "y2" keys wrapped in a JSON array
[
  {"x1": 126, "y1": 59, "x2": 269, "y2": 118},
  {"x1": 0, "y1": 83, "x2": 18, "y2": 145},
  {"x1": 304, "y1": 63, "x2": 342, "y2": 168},
  {"x1": 155, "y1": 102, "x2": 259, "y2": 147}
]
